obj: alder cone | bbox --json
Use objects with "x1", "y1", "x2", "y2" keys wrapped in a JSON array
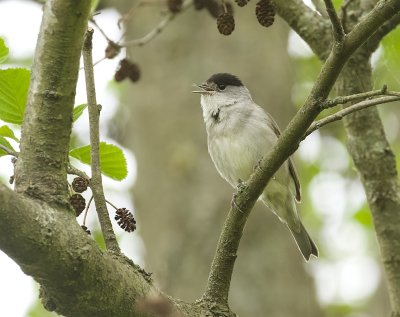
[
  {"x1": 217, "y1": 13, "x2": 235, "y2": 35},
  {"x1": 235, "y1": 0, "x2": 248, "y2": 7},
  {"x1": 255, "y1": 0, "x2": 276, "y2": 27}
]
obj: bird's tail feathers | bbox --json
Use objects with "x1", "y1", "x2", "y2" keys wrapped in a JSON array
[{"x1": 288, "y1": 222, "x2": 318, "y2": 261}]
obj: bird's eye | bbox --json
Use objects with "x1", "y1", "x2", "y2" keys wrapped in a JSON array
[{"x1": 218, "y1": 84, "x2": 226, "y2": 90}]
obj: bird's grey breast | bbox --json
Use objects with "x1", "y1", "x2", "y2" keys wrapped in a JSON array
[{"x1": 207, "y1": 103, "x2": 278, "y2": 186}]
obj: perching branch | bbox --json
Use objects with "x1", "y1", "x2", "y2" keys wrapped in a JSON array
[
  {"x1": 82, "y1": 29, "x2": 120, "y2": 253},
  {"x1": 323, "y1": 0, "x2": 345, "y2": 42},
  {"x1": 202, "y1": 0, "x2": 400, "y2": 308},
  {"x1": 305, "y1": 95, "x2": 400, "y2": 137}
]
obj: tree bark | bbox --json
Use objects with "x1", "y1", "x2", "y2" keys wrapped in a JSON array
[
  {"x1": 15, "y1": 0, "x2": 91, "y2": 206},
  {"x1": 337, "y1": 2, "x2": 400, "y2": 315}
]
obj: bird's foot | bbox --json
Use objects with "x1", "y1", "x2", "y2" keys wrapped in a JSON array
[
  {"x1": 236, "y1": 179, "x2": 247, "y2": 193},
  {"x1": 254, "y1": 158, "x2": 264, "y2": 172},
  {"x1": 231, "y1": 193, "x2": 245, "y2": 213},
  {"x1": 232, "y1": 180, "x2": 246, "y2": 213}
]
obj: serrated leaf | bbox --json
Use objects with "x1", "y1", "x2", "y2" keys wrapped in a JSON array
[
  {"x1": 73, "y1": 104, "x2": 87, "y2": 122},
  {"x1": 0, "y1": 125, "x2": 19, "y2": 142},
  {"x1": 0, "y1": 136, "x2": 15, "y2": 157},
  {"x1": 69, "y1": 142, "x2": 127, "y2": 181},
  {"x1": 0, "y1": 68, "x2": 30, "y2": 124},
  {"x1": 0, "y1": 38, "x2": 9, "y2": 64}
]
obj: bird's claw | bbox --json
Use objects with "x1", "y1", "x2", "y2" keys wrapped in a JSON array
[
  {"x1": 236, "y1": 179, "x2": 247, "y2": 193},
  {"x1": 254, "y1": 158, "x2": 264, "y2": 172},
  {"x1": 231, "y1": 193, "x2": 245, "y2": 213}
]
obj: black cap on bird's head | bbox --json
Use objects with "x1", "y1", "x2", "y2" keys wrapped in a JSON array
[
  {"x1": 192, "y1": 73, "x2": 243, "y2": 93},
  {"x1": 207, "y1": 73, "x2": 243, "y2": 88}
]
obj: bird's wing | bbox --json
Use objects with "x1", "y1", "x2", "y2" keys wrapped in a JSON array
[
  {"x1": 265, "y1": 112, "x2": 301, "y2": 202},
  {"x1": 288, "y1": 158, "x2": 301, "y2": 202}
]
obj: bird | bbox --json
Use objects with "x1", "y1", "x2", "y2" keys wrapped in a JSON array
[{"x1": 192, "y1": 73, "x2": 318, "y2": 261}]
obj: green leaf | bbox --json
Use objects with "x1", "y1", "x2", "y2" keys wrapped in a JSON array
[
  {"x1": 69, "y1": 142, "x2": 128, "y2": 180},
  {"x1": 0, "y1": 68, "x2": 30, "y2": 124},
  {"x1": 91, "y1": 0, "x2": 100, "y2": 12},
  {"x1": 0, "y1": 136, "x2": 15, "y2": 157},
  {"x1": 0, "y1": 38, "x2": 9, "y2": 64},
  {"x1": 93, "y1": 230, "x2": 106, "y2": 251},
  {"x1": 0, "y1": 125, "x2": 19, "y2": 141},
  {"x1": 73, "y1": 103, "x2": 88, "y2": 122},
  {"x1": 353, "y1": 207, "x2": 373, "y2": 229}
]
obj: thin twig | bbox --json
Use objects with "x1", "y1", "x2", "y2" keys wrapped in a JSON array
[
  {"x1": 323, "y1": 0, "x2": 345, "y2": 41},
  {"x1": 0, "y1": 144, "x2": 18, "y2": 157},
  {"x1": 121, "y1": 14, "x2": 175, "y2": 47},
  {"x1": 117, "y1": 0, "x2": 166, "y2": 29},
  {"x1": 320, "y1": 86, "x2": 400, "y2": 109},
  {"x1": 82, "y1": 29, "x2": 120, "y2": 253},
  {"x1": 83, "y1": 195, "x2": 94, "y2": 226},
  {"x1": 93, "y1": 56, "x2": 107, "y2": 67},
  {"x1": 90, "y1": 18, "x2": 113, "y2": 42},
  {"x1": 121, "y1": 0, "x2": 192, "y2": 47},
  {"x1": 305, "y1": 95, "x2": 400, "y2": 137},
  {"x1": 67, "y1": 163, "x2": 90, "y2": 179},
  {"x1": 106, "y1": 199, "x2": 119, "y2": 210}
]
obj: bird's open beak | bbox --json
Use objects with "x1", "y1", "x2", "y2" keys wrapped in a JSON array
[{"x1": 192, "y1": 83, "x2": 214, "y2": 94}]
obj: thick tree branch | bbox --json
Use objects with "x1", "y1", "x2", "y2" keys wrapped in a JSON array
[
  {"x1": 340, "y1": 61, "x2": 400, "y2": 317},
  {"x1": 365, "y1": 11, "x2": 400, "y2": 53},
  {"x1": 1, "y1": 183, "x2": 217, "y2": 316},
  {"x1": 0, "y1": 185, "x2": 159, "y2": 317},
  {"x1": 312, "y1": 0, "x2": 329, "y2": 18},
  {"x1": 203, "y1": 0, "x2": 400, "y2": 307},
  {"x1": 333, "y1": 2, "x2": 400, "y2": 313},
  {"x1": 82, "y1": 29, "x2": 120, "y2": 252},
  {"x1": 274, "y1": 0, "x2": 332, "y2": 59},
  {"x1": 14, "y1": 0, "x2": 91, "y2": 206}
]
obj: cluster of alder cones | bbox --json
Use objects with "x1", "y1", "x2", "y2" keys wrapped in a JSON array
[
  {"x1": 69, "y1": 177, "x2": 137, "y2": 234},
  {"x1": 167, "y1": 0, "x2": 276, "y2": 35}
]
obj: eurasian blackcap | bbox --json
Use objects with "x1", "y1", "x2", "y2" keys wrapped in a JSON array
[{"x1": 193, "y1": 73, "x2": 318, "y2": 261}]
